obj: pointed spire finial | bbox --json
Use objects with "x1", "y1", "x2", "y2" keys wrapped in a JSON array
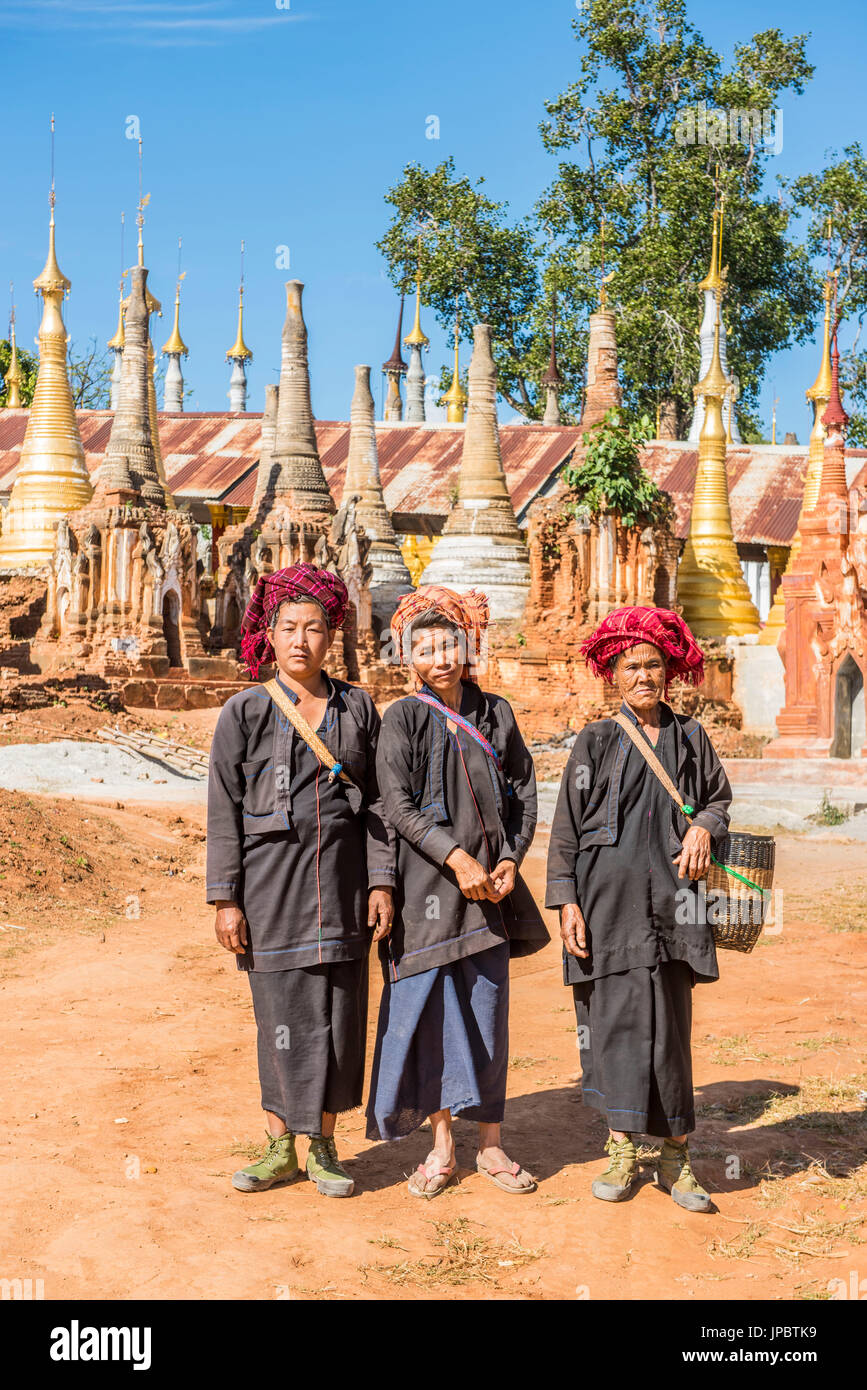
[
  {"x1": 226, "y1": 239, "x2": 252, "y2": 361},
  {"x1": 35, "y1": 113, "x2": 70, "y2": 297},
  {"x1": 822, "y1": 274, "x2": 849, "y2": 434},
  {"x1": 4, "y1": 283, "x2": 24, "y2": 408},
  {"x1": 442, "y1": 296, "x2": 468, "y2": 422},
  {"x1": 404, "y1": 273, "x2": 429, "y2": 347},
  {"x1": 542, "y1": 291, "x2": 564, "y2": 389},
  {"x1": 382, "y1": 295, "x2": 406, "y2": 373},
  {"x1": 404, "y1": 236, "x2": 429, "y2": 348}
]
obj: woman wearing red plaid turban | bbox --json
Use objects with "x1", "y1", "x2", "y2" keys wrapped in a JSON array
[
  {"x1": 546, "y1": 606, "x2": 732, "y2": 1214},
  {"x1": 207, "y1": 564, "x2": 395, "y2": 1199}
]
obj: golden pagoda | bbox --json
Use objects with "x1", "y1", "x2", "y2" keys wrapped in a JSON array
[
  {"x1": 698, "y1": 202, "x2": 722, "y2": 295},
  {"x1": 226, "y1": 285, "x2": 252, "y2": 362},
  {"x1": 0, "y1": 195, "x2": 92, "y2": 565},
  {"x1": 759, "y1": 276, "x2": 834, "y2": 644},
  {"x1": 677, "y1": 292, "x2": 760, "y2": 637},
  {"x1": 162, "y1": 282, "x2": 189, "y2": 358},
  {"x1": 441, "y1": 303, "x2": 467, "y2": 423},
  {"x1": 3, "y1": 297, "x2": 23, "y2": 409},
  {"x1": 403, "y1": 274, "x2": 429, "y2": 348},
  {"x1": 107, "y1": 285, "x2": 125, "y2": 352}
]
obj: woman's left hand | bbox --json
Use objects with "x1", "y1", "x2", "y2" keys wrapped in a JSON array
[
  {"x1": 489, "y1": 859, "x2": 517, "y2": 902},
  {"x1": 368, "y1": 887, "x2": 394, "y2": 941},
  {"x1": 673, "y1": 825, "x2": 712, "y2": 880}
]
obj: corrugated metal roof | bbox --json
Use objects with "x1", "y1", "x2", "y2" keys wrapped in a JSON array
[
  {"x1": 218, "y1": 420, "x2": 579, "y2": 518},
  {"x1": 1, "y1": 409, "x2": 864, "y2": 547},
  {"x1": 642, "y1": 442, "x2": 821, "y2": 546}
]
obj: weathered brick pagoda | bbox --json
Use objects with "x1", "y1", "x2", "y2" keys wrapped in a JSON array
[{"x1": 765, "y1": 316, "x2": 867, "y2": 759}]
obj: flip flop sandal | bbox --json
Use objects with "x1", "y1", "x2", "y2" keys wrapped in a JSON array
[
  {"x1": 476, "y1": 1158, "x2": 537, "y2": 1194},
  {"x1": 407, "y1": 1162, "x2": 456, "y2": 1199}
]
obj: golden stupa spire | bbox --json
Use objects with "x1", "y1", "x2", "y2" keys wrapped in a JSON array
[
  {"x1": 227, "y1": 240, "x2": 252, "y2": 360},
  {"x1": 403, "y1": 273, "x2": 429, "y2": 348},
  {"x1": 699, "y1": 170, "x2": 724, "y2": 293},
  {"x1": 696, "y1": 290, "x2": 730, "y2": 402},
  {"x1": 677, "y1": 282, "x2": 760, "y2": 637},
  {"x1": 107, "y1": 281, "x2": 126, "y2": 351},
  {"x1": 162, "y1": 274, "x2": 188, "y2": 357},
  {"x1": 807, "y1": 276, "x2": 834, "y2": 408},
  {"x1": 4, "y1": 288, "x2": 24, "y2": 409},
  {"x1": 442, "y1": 298, "x2": 467, "y2": 422},
  {"x1": 403, "y1": 240, "x2": 429, "y2": 348},
  {"x1": 0, "y1": 116, "x2": 92, "y2": 564},
  {"x1": 107, "y1": 213, "x2": 126, "y2": 351}
]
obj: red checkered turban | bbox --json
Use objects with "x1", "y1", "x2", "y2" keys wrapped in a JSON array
[
  {"x1": 239, "y1": 563, "x2": 349, "y2": 679},
  {"x1": 391, "y1": 585, "x2": 489, "y2": 685},
  {"x1": 580, "y1": 606, "x2": 704, "y2": 689}
]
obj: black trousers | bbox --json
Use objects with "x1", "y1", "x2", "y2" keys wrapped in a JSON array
[
  {"x1": 246, "y1": 956, "x2": 369, "y2": 1135},
  {"x1": 572, "y1": 959, "x2": 695, "y2": 1137}
]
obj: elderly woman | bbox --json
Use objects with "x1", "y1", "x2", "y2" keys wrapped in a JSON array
[
  {"x1": 546, "y1": 606, "x2": 732, "y2": 1213},
  {"x1": 206, "y1": 563, "x2": 395, "y2": 1199},
  {"x1": 366, "y1": 586, "x2": 549, "y2": 1197}
]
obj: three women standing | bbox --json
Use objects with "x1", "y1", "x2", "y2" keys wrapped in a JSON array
[{"x1": 208, "y1": 573, "x2": 726, "y2": 1213}]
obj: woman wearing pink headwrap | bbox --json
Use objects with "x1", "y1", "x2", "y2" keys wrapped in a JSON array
[
  {"x1": 207, "y1": 564, "x2": 395, "y2": 1199},
  {"x1": 546, "y1": 606, "x2": 732, "y2": 1214},
  {"x1": 366, "y1": 586, "x2": 548, "y2": 1198}
]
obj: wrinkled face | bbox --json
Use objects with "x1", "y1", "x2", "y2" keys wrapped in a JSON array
[
  {"x1": 270, "y1": 600, "x2": 334, "y2": 679},
  {"x1": 613, "y1": 641, "x2": 666, "y2": 711},
  {"x1": 410, "y1": 624, "x2": 465, "y2": 695}
]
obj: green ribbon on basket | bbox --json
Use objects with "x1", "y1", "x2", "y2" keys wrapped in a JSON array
[
  {"x1": 681, "y1": 802, "x2": 764, "y2": 894},
  {"x1": 710, "y1": 853, "x2": 764, "y2": 895}
]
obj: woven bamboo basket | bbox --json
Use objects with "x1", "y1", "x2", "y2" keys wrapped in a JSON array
[{"x1": 706, "y1": 831, "x2": 776, "y2": 953}]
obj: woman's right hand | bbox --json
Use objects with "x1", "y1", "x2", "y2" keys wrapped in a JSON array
[
  {"x1": 445, "y1": 848, "x2": 496, "y2": 901},
  {"x1": 560, "y1": 903, "x2": 590, "y2": 959},
  {"x1": 215, "y1": 902, "x2": 249, "y2": 954}
]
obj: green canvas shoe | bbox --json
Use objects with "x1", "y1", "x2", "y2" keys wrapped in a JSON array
[
  {"x1": 591, "y1": 1134, "x2": 638, "y2": 1202},
  {"x1": 232, "y1": 1131, "x2": 299, "y2": 1192},
  {"x1": 306, "y1": 1134, "x2": 354, "y2": 1197},
  {"x1": 657, "y1": 1138, "x2": 712, "y2": 1212}
]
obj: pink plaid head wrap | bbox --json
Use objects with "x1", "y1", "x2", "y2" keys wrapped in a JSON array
[
  {"x1": 239, "y1": 563, "x2": 349, "y2": 679},
  {"x1": 580, "y1": 606, "x2": 704, "y2": 689}
]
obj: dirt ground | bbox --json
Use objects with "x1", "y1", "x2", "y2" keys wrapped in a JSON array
[{"x1": 1, "y1": 757, "x2": 865, "y2": 1304}]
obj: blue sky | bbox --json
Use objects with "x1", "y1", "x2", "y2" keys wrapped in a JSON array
[{"x1": 1, "y1": 0, "x2": 864, "y2": 437}]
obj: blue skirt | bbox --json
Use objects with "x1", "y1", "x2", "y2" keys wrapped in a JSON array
[{"x1": 365, "y1": 941, "x2": 510, "y2": 1141}]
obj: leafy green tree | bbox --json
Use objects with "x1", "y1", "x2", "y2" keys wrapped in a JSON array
[
  {"x1": 0, "y1": 338, "x2": 38, "y2": 407},
  {"x1": 67, "y1": 337, "x2": 113, "y2": 409},
  {"x1": 376, "y1": 157, "x2": 541, "y2": 415},
  {"x1": 562, "y1": 408, "x2": 671, "y2": 527},
  {"x1": 787, "y1": 142, "x2": 867, "y2": 444},
  {"x1": 377, "y1": 1, "x2": 820, "y2": 436}
]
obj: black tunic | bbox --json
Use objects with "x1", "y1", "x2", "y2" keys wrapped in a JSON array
[
  {"x1": 545, "y1": 701, "x2": 733, "y2": 985},
  {"x1": 375, "y1": 681, "x2": 549, "y2": 980},
  {"x1": 206, "y1": 672, "x2": 395, "y2": 972}
]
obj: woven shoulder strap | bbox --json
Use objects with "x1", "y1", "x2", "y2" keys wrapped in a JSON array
[
  {"x1": 612, "y1": 712, "x2": 695, "y2": 820},
  {"x1": 263, "y1": 678, "x2": 355, "y2": 787}
]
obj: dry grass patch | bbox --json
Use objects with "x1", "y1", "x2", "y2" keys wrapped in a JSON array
[
  {"x1": 707, "y1": 1074, "x2": 867, "y2": 1135},
  {"x1": 359, "y1": 1215, "x2": 544, "y2": 1289},
  {"x1": 708, "y1": 1221, "x2": 768, "y2": 1261},
  {"x1": 703, "y1": 1033, "x2": 771, "y2": 1066},
  {"x1": 771, "y1": 1212, "x2": 865, "y2": 1262}
]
